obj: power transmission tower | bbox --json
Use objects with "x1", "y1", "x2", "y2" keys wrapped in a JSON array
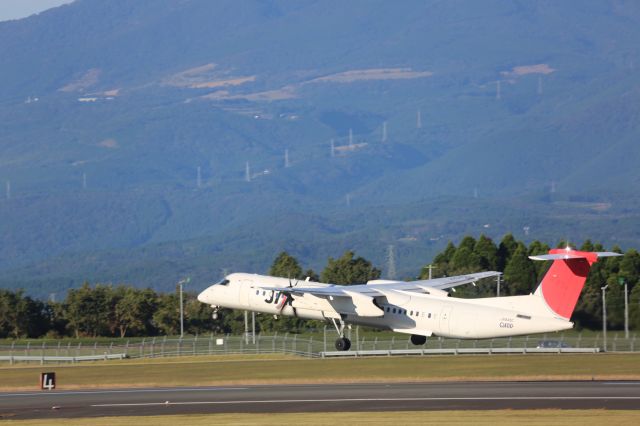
[
  {"x1": 382, "y1": 121, "x2": 387, "y2": 142},
  {"x1": 386, "y1": 245, "x2": 397, "y2": 280},
  {"x1": 416, "y1": 109, "x2": 422, "y2": 129},
  {"x1": 284, "y1": 149, "x2": 290, "y2": 168},
  {"x1": 245, "y1": 162, "x2": 251, "y2": 182},
  {"x1": 537, "y1": 76, "x2": 543, "y2": 95},
  {"x1": 197, "y1": 166, "x2": 202, "y2": 188}
]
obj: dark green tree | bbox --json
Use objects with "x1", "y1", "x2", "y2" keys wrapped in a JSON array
[
  {"x1": 153, "y1": 293, "x2": 180, "y2": 335},
  {"x1": 64, "y1": 283, "x2": 113, "y2": 338},
  {"x1": 474, "y1": 235, "x2": 498, "y2": 271},
  {"x1": 269, "y1": 251, "x2": 303, "y2": 279},
  {"x1": 497, "y1": 233, "x2": 517, "y2": 271},
  {"x1": 421, "y1": 241, "x2": 456, "y2": 278},
  {"x1": 503, "y1": 243, "x2": 537, "y2": 295},
  {"x1": 321, "y1": 251, "x2": 381, "y2": 284},
  {"x1": 527, "y1": 240, "x2": 551, "y2": 283},
  {"x1": 113, "y1": 286, "x2": 157, "y2": 337}
]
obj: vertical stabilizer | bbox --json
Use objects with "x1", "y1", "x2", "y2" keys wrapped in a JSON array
[{"x1": 530, "y1": 249, "x2": 621, "y2": 320}]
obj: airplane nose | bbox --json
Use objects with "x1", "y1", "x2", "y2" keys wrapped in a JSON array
[{"x1": 197, "y1": 289, "x2": 208, "y2": 303}]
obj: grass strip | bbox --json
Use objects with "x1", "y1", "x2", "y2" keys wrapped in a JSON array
[
  {"x1": 3, "y1": 410, "x2": 640, "y2": 426},
  {"x1": 1, "y1": 353, "x2": 639, "y2": 391}
]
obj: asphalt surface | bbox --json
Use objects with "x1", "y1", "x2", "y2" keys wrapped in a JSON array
[{"x1": 1, "y1": 381, "x2": 640, "y2": 420}]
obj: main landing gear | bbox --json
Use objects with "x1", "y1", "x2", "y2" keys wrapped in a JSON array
[
  {"x1": 330, "y1": 317, "x2": 351, "y2": 351},
  {"x1": 410, "y1": 334, "x2": 427, "y2": 345}
]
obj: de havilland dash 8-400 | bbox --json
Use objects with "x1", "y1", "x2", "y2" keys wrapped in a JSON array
[{"x1": 198, "y1": 248, "x2": 620, "y2": 351}]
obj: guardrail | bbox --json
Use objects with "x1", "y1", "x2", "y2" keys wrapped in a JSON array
[
  {"x1": 0, "y1": 353, "x2": 127, "y2": 365},
  {"x1": 320, "y1": 347, "x2": 601, "y2": 358}
]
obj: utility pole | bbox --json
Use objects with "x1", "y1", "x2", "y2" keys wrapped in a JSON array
[
  {"x1": 425, "y1": 264, "x2": 435, "y2": 280},
  {"x1": 252, "y1": 311, "x2": 256, "y2": 344},
  {"x1": 620, "y1": 277, "x2": 629, "y2": 339},
  {"x1": 382, "y1": 121, "x2": 387, "y2": 142},
  {"x1": 244, "y1": 310, "x2": 249, "y2": 344},
  {"x1": 601, "y1": 284, "x2": 608, "y2": 351},
  {"x1": 178, "y1": 277, "x2": 191, "y2": 338},
  {"x1": 496, "y1": 274, "x2": 501, "y2": 297}
]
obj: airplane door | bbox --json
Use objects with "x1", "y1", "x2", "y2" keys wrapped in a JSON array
[
  {"x1": 439, "y1": 306, "x2": 452, "y2": 335},
  {"x1": 239, "y1": 280, "x2": 251, "y2": 306}
]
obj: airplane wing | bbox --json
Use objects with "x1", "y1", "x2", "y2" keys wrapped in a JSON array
[
  {"x1": 409, "y1": 271, "x2": 500, "y2": 290},
  {"x1": 257, "y1": 271, "x2": 500, "y2": 317}
]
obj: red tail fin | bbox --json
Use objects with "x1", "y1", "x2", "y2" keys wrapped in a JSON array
[{"x1": 530, "y1": 249, "x2": 620, "y2": 320}]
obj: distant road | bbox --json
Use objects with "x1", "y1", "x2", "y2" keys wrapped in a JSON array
[{"x1": 2, "y1": 381, "x2": 640, "y2": 420}]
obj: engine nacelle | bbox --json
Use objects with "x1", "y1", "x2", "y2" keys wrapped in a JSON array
[{"x1": 423, "y1": 288, "x2": 449, "y2": 298}]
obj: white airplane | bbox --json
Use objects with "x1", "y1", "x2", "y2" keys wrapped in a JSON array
[{"x1": 198, "y1": 248, "x2": 620, "y2": 351}]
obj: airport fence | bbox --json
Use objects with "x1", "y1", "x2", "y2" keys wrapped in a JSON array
[{"x1": 1, "y1": 328, "x2": 638, "y2": 363}]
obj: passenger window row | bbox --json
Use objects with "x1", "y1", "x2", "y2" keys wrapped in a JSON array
[{"x1": 384, "y1": 305, "x2": 431, "y2": 318}]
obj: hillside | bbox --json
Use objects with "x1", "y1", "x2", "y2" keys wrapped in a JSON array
[{"x1": 1, "y1": 0, "x2": 640, "y2": 296}]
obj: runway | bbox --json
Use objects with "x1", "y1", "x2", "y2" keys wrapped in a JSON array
[{"x1": 1, "y1": 381, "x2": 640, "y2": 420}]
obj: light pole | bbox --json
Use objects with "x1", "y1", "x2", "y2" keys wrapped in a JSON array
[
  {"x1": 496, "y1": 274, "x2": 502, "y2": 297},
  {"x1": 619, "y1": 277, "x2": 629, "y2": 339},
  {"x1": 601, "y1": 284, "x2": 608, "y2": 351},
  {"x1": 178, "y1": 277, "x2": 190, "y2": 338}
]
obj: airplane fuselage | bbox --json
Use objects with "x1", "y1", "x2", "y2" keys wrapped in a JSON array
[{"x1": 198, "y1": 273, "x2": 572, "y2": 340}]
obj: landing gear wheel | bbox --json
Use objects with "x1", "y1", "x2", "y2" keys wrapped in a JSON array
[
  {"x1": 212, "y1": 307, "x2": 219, "y2": 320},
  {"x1": 334, "y1": 337, "x2": 352, "y2": 351},
  {"x1": 410, "y1": 334, "x2": 427, "y2": 345}
]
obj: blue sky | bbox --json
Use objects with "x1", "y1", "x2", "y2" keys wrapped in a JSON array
[{"x1": 0, "y1": 0, "x2": 74, "y2": 21}]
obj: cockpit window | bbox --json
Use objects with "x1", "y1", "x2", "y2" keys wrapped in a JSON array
[{"x1": 216, "y1": 279, "x2": 230, "y2": 286}]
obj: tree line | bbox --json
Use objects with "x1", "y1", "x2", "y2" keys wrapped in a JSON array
[
  {"x1": 1, "y1": 235, "x2": 639, "y2": 339},
  {"x1": 0, "y1": 250, "x2": 380, "y2": 339}
]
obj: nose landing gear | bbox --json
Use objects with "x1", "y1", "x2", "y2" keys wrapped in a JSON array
[{"x1": 211, "y1": 306, "x2": 219, "y2": 320}]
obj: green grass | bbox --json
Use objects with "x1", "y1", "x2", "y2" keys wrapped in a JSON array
[
  {"x1": 3, "y1": 411, "x2": 640, "y2": 426},
  {"x1": 2, "y1": 353, "x2": 640, "y2": 391}
]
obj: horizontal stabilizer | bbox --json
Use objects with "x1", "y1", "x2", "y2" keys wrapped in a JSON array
[{"x1": 529, "y1": 251, "x2": 622, "y2": 261}]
